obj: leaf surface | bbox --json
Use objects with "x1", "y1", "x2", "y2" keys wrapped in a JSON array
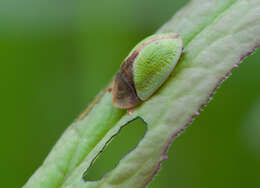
[{"x1": 23, "y1": 0, "x2": 260, "y2": 188}]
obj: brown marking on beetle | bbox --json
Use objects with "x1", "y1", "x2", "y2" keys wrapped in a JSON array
[
  {"x1": 106, "y1": 88, "x2": 112, "y2": 92},
  {"x1": 112, "y1": 33, "x2": 180, "y2": 109},
  {"x1": 112, "y1": 73, "x2": 140, "y2": 109}
]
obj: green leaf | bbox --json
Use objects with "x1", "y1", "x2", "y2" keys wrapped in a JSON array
[{"x1": 23, "y1": 0, "x2": 260, "y2": 187}]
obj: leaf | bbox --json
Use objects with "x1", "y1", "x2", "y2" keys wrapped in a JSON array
[{"x1": 23, "y1": 0, "x2": 260, "y2": 188}]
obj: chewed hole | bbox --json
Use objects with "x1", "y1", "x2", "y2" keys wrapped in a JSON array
[{"x1": 83, "y1": 117, "x2": 147, "y2": 181}]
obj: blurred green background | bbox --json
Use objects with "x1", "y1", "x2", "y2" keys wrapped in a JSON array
[{"x1": 1, "y1": 0, "x2": 260, "y2": 187}]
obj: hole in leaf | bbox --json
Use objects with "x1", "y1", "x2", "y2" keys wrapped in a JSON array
[{"x1": 83, "y1": 117, "x2": 147, "y2": 181}]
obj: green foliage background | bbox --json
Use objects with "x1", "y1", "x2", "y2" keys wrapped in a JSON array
[{"x1": 0, "y1": 0, "x2": 259, "y2": 187}]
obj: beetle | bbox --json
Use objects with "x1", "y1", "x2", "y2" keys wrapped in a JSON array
[{"x1": 112, "y1": 32, "x2": 183, "y2": 109}]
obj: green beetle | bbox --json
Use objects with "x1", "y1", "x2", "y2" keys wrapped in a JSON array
[{"x1": 112, "y1": 32, "x2": 183, "y2": 109}]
